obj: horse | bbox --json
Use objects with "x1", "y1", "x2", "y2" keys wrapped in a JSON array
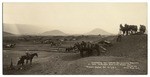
[
  {"x1": 65, "y1": 46, "x2": 76, "y2": 52},
  {"x1": 74, "y1": 42, "x2": 84, "y2": 57},
  {"x1": 120, "y1": 24, "x2": 127, "y2": 35},
  {"x1": 18, "y1": 53, "x2": 38, "y2": 65},
  {"x1": 128, "y1": 25, "x2": 138, "y2": 34},
  {"x1": 124, "y1": 24, "x2": 131, "y2": 35},
  {"x1": 17, "y1": 58, "x2": 25, "y2": 66},
  {"x1": 139, "y1": 25, "x2": 146, "y2": 34},
  {"x1": 74, "y1": 42, "x2": 92, "y2": 57}
]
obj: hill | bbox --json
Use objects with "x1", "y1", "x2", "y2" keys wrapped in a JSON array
[
  {"x1": 3, "y1": 31, "x2": 15, "y2": 36},
  {"x1": 61, "y1": 35, "x2": 147, "y2": 74},
  {"x1": 85, "y1": 28, "x2": 112, "y2": 35},
  {"x1": 3, "y1": 23, "x2": 114, "y2": 36},
  {"x1": 41, "y1": 30, "x2": 68, "y2": 36},
  {"x1": 65, "y1": 35, "x2": 147, "y2": 74},
  {"x1": 106, "y1": 35, "x2": 147, "y2": 60},
  {"x1": 3, "y1": 23, "x2": 44, "y2": 35}
]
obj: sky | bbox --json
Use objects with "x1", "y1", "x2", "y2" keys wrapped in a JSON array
[{"x1": 3, "y1": 3, "x2": 147, "y2": 34}]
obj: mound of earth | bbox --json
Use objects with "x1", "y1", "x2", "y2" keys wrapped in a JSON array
[
  {"x1": 106, "y1": 35, "x2": 147, "y2": 60},
  {"x1": 64, "y1": 35, "x2": 147, "y2": 74}
]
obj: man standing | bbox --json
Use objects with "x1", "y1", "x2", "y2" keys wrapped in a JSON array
[{"x1": 116, "y1": 34, "x2": 122, "y2": 42}]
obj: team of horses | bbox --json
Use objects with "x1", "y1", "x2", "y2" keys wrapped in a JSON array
[
  {"x1": 66, "y1": 40, "x2": 111, "y2": 57},
  {"x1": 3, "y1": 43, "x2": 16, "y2": 48},
  {"x1": 120, "y1": 24, "x2": 146, "y2": 35}
]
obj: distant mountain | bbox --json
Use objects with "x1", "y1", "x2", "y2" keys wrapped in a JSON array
[
  {"x1": 3, "y1": 31, "x2": 14, "y2": 36},
  {"x1": 41, "y1": 30, "x2": 68, "y2": 36},
  {"x1": 3, "y1": 23, "x2": 44, "y2": 35},
  {"x1": 85, "y1": 28, "x2": 112, "y2": 35},
  {"x1": 3, "y1": 23, "x2": 113, "y2": 36}
]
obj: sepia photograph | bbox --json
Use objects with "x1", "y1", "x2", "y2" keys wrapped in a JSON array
[{"x1": 2, "y1": 2, "x2": 147, "y2": 75}]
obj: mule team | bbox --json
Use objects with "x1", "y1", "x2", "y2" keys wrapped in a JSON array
[
  {"x1": 120, "y1": 24, "x2": 146, "y2": 35},
  {"x1": 66, "y1": 40, "x2": 112, "y2": 57}
]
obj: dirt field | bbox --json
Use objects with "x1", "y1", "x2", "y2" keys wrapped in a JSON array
[{"x1": 3, "y1": 35, "x2": 147, "y2": 75}]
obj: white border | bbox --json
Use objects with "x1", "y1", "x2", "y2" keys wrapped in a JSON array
[
  {"x1": 0, "y1": 0, "x2": 148, "y2": 2},
  {"x1": 0, "y1": 0, "x2": 149, "y2": 77}
]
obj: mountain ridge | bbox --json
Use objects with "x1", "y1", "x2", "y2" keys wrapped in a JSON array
[
  {"x1": 3, "y1": 23, "x2": 113, "y2": 36},
  {"x1": 3, "y1": 31, "x2": 15, "y2": 36},
  {"x1": 41, "y1": 30, "x2": 68, "y2": 36},
  {"x1": 85, "y1": 28, "x2": 112, "y2": 35}
]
